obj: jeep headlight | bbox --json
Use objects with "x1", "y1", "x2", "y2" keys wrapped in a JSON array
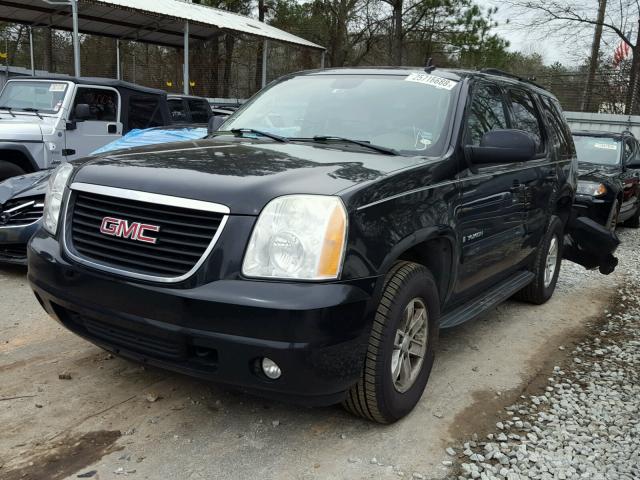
[
  {"x1": 43, "y1": 163, "x2": 73, "y2": 235},
  {"x1": 242, "y1": 195, "x2": 347, "y2": 280},
  {"x1": 577, "y1": 181, "x2": 607, "y2": 197}
]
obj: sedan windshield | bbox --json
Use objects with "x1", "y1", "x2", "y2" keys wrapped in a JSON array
[
  {"x1": 573, "y1": 135, "x2": 621, "y2": 166},
  {"x1": 222, "y1": 73, "x2": 459, "y2": 155},
  {"x1": 0, "y1": 80, "x2": 69, "y2": 114}
]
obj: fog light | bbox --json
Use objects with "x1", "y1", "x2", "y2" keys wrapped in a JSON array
[{"x1": 261, "y1": 357, "x2": 282, "y2": 380}]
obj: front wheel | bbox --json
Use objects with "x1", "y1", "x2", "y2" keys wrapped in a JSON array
[
  {"x1": 343, "y1": 261, "x2": 439, "y2": 423},
  {"x1": 514, "y1": 216, "x2": 563, "y2": 305},
  {"x1": 0, "y1": 162, "x2": 26, "y2": 182}
]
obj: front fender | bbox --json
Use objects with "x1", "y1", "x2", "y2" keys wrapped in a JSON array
[{"x1": 0, "y1": 142, "x2": 43, "y2": 171}]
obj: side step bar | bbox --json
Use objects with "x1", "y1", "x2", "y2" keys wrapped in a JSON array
[{"x1": 439, "y1": 271, "x2": 534, "y2": 329}]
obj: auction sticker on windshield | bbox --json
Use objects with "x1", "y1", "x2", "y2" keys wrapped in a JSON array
[
  {"x1": 49, "y1": 83, "x2": 67, "y2": 92},
  {"x1": 594, "y1": 143, "x2": 617, "y2": 150},
  {"x1": 404, "y1": 72, "x2": 457, "y2": 90}
]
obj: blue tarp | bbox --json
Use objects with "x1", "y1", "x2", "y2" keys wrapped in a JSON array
[{"x1": 92, "y1": 127, "x2": 208, "y2": 155}]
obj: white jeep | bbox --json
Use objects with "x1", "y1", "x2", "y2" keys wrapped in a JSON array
[{"x1": 0, "y1": 76, "x2": 172, "y2": 181}]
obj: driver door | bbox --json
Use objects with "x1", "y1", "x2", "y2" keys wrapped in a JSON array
[
  {"x1": 64, "y1": 86, "x2": 123, "y2": 160},
  {"x1": 621, "y1": 137, "x2": 640, "y2": 219},
  {"x1": 453, "y1": 82, "x2": 527, "y2": 301}
]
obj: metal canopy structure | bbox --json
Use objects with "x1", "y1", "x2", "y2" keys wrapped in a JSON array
[{"x1": 0, "y1": 0, "x2": 325, "y2": 93}]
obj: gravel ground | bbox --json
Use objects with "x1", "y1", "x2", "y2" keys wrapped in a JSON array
[{"x1": 444, "y1": 227, "x2": 640, "y2": 480}]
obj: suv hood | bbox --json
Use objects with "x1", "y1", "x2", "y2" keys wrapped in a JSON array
[
  {"x1": 72, "y1": 139, "x2": 426, "y2": 215},
  {"x1": 0, "y1": 118, "x2": 43, "y2": 142},
  {"x1": 0, "y1": 169, "x2": 51, "y2": 204},
  {"x1": 578, "y1": 164, "x2": 620, "y2": 184}
]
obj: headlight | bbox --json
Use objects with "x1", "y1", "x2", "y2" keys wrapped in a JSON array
[
  {"x1": 242, "y1": 195, "x2": 347, "y2": 280},
  {"x1": 576, "y1": 181, "x2": 607, "y2": 197},
  {"x1": 43, "y1": 163, "x2": 74, "y2": 235}
]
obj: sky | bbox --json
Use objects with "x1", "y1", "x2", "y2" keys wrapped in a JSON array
[{"x1": 478, "y1": 0, "x2": 590, "y2": 66}]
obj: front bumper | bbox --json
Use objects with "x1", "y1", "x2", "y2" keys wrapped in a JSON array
[
  {"x1": 573, "y1": 194, "x2": 614, "y2": 227},
  {"x1": 0, "y1": 219, "x2": 41, "y2": 265},
  {"x1": 28, "y1": 232, "x2": 377, "y2": 406}
]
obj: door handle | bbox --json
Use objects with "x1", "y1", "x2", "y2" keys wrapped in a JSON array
[{"x1": 108, "y1": 124, "x2": 117, "y2": 134}]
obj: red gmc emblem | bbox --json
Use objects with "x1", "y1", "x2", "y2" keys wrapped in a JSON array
[{"x1": 99, "y1": 217, "x2": 160, "y2": 244}]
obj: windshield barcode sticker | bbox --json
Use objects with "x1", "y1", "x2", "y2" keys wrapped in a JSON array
[
  {"x1": 49, "y1": 83, "x2": 67, "y2": 92},
  {"x1": 594, "y1": 143, "x2": 617, "y2": 150},
  {"x1": 405, "y1": 72, "x2": 457, "y2": 90}
]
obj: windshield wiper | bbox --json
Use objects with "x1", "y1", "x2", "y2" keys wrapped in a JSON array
[
  {"x1": 0, "y1": 106, "x2": 16, "y2": 117},
  {"x1": 21, "y1": 107, "x2": 43, "y2": 119},
  {"x1": 230, "y1": 128, "x2": 289, "y2": 143},
  {"x1": 301, "y1": 136, "x2": 399, "y2": 155}
]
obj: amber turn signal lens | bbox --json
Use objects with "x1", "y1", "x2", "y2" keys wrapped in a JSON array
[{"x1": 317, "y1": 204, "x2": 347, "y2": 278}]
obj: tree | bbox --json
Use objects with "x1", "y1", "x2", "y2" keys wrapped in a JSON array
[{"x1": 507, "y1": 0, "x2": 640, "y2": 113}]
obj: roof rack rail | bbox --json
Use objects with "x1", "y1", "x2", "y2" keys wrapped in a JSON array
[{"x1": 479, "y1": 68, "x2": 549, "y2": 92}]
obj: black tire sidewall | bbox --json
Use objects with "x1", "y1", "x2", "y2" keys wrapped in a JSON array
[
  {"x1": 536, "y1": 217, "x2": 563, "y2": 301},
  {"x1": 378, "y1": 268, "x2": 440, "y2": 421},
  {"x1": 0, "y1": 162, "x2": 26, "y2": 182}
]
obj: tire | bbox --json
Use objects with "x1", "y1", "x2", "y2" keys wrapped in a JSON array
[
  {"x1": 623, "y1": 202, "x2": 640, "y2": 228},
  {"x1": 608, "y1": 199, "x2": 620, "y2": 232},
  {"x1": 514, "y1": 216, "x2": 563, "y2": 305},
  {"x1": 343, "y1": 261, "x2": 439, "y2": 423},
  {"x1": 0, "y1": 162, "x2": 26, "y2": 182}
]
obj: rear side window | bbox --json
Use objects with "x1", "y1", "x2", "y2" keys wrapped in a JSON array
[
  {"x1": 188, "y1": 99, "x2": 210, "y2": 123},
  {"x1": 72, "y1": 87, "x2": 118, "y2": 122},
  {"x1": 129, "y1": 96, "x2": 164, "y2": 130},
  {"x1": 465, "y1": 83, "x2": 508, "y2": 146},
  {"x1": 539, "y1": 95, "x2": 573, "y2": 157},
  {"x1": 168, "y1": 99, "x2": 187, "y2": 123},
  {"x1": 507, "y1": 88, "x2": 543, "y2": 152}
]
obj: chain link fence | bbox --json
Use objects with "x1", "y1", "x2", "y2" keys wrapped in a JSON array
[
  {"x1": 0, "y1": 24, "x2": 634, "y2": 112},
  {"x1": 1, "y1": 26, "x2": 322, "y2": 100}
]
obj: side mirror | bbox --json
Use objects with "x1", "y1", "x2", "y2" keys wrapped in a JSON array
[
  {"x1": 208, "y1": 115, "x2": 227, "y2": 135},
  {"x1": 74, "y1": 103, "x2": 91, "y2": 121},
  {"x1": 466, "y1": 129, "x2": 538, "y2": 164},
  {"x1": 626, "y1": 157, "x2": 640, "y2": 169}
]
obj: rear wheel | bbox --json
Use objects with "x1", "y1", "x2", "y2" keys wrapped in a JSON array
[
  {"x1": 343, "y1": 261, "x2": 439, "y2": 423},
  {"x1": 0, "y1": 162, "x2": 26, "y2": 182},
  {"x1": 514, "y1": 216, "x2": 563, "y2": 305},
  {"x1": 623, "y1": 202, "x2": 640, "y2": 228}
]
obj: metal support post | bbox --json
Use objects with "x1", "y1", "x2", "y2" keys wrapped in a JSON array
[{"x1": 261, "y1": 39, "x2": 268, "y2": 88}]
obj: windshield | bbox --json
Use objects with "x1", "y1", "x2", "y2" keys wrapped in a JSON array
[
  {"x1": 0, "y1": 80, "x2": 69, "y2": 114},
  {"x1": 222, "y1": 73, "x2": 459, "y2": 155},
  {"x1": 573, "y1": 135, "x2": 621, "y2": 166}
]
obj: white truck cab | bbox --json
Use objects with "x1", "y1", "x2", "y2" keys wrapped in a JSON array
[{"x1": 0, "y1": 76, "x2": 171, "y2": 181}]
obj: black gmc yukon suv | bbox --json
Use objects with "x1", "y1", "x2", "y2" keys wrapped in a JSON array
[{"x1": 28, "y1": 68, "x2": 617, "y2": 423}]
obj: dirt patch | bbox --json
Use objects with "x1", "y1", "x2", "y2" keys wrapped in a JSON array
[
  {"x1": 0, "y1": 430, "x2": 122, "y2": 480},
  {"x1": 447, "y1": 289, "x2": 617, "y2": 444}
]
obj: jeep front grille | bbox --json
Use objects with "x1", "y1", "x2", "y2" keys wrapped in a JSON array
[
  {"x1": 65, "y1": 184, "x2": 229, "y2": 282},
  {"x1": 0, "y1": 196, "x2": 45, "y2": 227}
]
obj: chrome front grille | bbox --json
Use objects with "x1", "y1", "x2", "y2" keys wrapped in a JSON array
[
  {"x1": 64, "y1": 184, "x2": 229, "y2": 282},
  {"x1": 0, "y1": 196, "x2": 45, "y2": 227}
]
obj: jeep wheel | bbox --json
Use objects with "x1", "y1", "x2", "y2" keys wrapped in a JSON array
[
  {"x1": 0, "y1": 162, "x2": 26, "y2": 182},
  {"x1": 343, "y1": 261, "x2": 439, "y2": 423},
  {"x1": 623, "y1": 203, "x2": 640, "y2": 228},
  {"x1": 514, "y1": 216, "x2": 563, "y2": 305}
]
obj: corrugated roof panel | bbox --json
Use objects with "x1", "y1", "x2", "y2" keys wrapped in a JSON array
[{"x1": 88, "y1": 0, "x2": 324, "y2": 50}]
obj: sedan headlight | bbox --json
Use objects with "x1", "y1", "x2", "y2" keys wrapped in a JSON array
[
  {"x1": 576, "y1": 181, "x2": 607, "y2": 197},
  {"x1": 43, "y1": 163, "x2": 74, "y2": 235},
  {"x1": 242, "y1": 195, "x2": 347, "y2": 280}
]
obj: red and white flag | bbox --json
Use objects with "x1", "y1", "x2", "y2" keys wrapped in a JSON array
[{"x1": 613, "y1": 36, "x2": 632, "y2": 66}]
